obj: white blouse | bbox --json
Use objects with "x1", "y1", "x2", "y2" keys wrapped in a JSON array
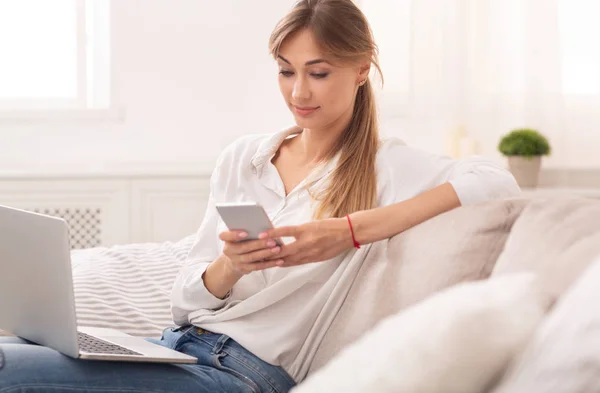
[{"x1": 170, "y1": 126, "x2": 521, "y2": 382}]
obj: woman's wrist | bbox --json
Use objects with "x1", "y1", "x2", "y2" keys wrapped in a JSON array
[
  {"x1": 219, "y1": 254, "x2": 245, "y2": 281},
  {"x1": 346, "y1": 208, "x2": 392, "y2": 246},
  {"x1": 347, "y1": 211, "x2": 367, "y2": 245},
  {"x1": 345, "y1": 214, "x2": 361, "y2": 249},
  {"x1": 335, "y1": 216, "x2": 356, "y2": 249},
  {"x1": 346, "y1": 183, "x2": 462, "y2": 245},
  {"x1": 203, "y1": 255, "x2": 243, "y2": 299}
]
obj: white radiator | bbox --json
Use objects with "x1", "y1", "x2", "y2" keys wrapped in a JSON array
[
  {"x1": 0, "y1": 176, "x2": 210, "y2": 247},
  {"x1": 32, "y1": 207, "x2": 103, "y2": 249}
]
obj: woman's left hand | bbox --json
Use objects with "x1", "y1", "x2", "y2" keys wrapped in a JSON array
[{"x1": 259, "y1": 217, "x2": 356, "y2": 267}]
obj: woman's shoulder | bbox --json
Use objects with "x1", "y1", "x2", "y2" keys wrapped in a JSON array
[
  {"x1": 209, "y1": 133, "x2": 273, "y2": 193},
  {"x1": 377, "y1": 136, "x2": 407, "y2": 154},
  {"x1": 374, "y1": 136, "x2": 455, "y2": 191},
  {"x1": 376, "y1": 136, "x2": 444, "y2": 166},
  {"x1": 219, "y1": 133, "x2": 270, "y2": 159},
  {"x1": 214, "y1": 132, "x2": 274, "y2": 170},
  {"x1": 219, "y1": 127, "x2": 299, "y2": 159},
  {"x1": 212, "y1": 127, "x2": 300, "y2": 178}
]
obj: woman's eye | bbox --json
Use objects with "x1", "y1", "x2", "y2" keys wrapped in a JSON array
[
  {"x1": 311, "y1": 73, "x2": 329, "y2": 79},
  {"x1": 279, "y1": 70, "x2": 294, "y2": 77}
]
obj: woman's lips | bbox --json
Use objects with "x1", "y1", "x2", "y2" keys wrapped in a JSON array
[{"x1": 293, "y1": 106, "x2": 320, "y2": 116}]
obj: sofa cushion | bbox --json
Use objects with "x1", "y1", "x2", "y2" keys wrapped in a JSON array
[
  {"x1": 492, "y1": 197, "x2": 600, "y2": 299},
  {"x1": 492, "y1": 256, "x2": 600, "y2": 393},
  {"x1": 71, "y1": 235, "x2": 196, "y2": 337},
  {"x1": 309, "y1": 198, "x2": 528, "y2": 373},
  {"x1": 294, "y1": 273, "x2": 552, "y2": 393}
]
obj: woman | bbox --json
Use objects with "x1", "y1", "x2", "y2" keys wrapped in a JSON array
[{"x1": 0, "y1": 0, "x2": 519, "y2": 392}]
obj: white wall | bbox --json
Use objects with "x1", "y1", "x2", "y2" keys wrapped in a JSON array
[
  {"x1": 0, "y1": 0, "x2": 596, "y2": 176},
  {"x1": 0, "y1": 0, "x2": 498, "y2": 176},
  {"x1": 0, "y1": 0, "x2": 297, "y2": 174}
]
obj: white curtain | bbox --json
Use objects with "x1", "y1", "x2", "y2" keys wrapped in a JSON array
[{"x1": 361, "y1": 0, "x2": 600, "y2": 176}]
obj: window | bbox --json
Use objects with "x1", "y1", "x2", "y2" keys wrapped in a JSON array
[
  {"x1": 0, "y1": 0, "x2": 110, "y2": 113},
  {"x1": 360, "y1": 0, "x2": 600, "y2": 100},
  {"x1": 558, "y1": 0, "x2": 600, "y2": 95}
]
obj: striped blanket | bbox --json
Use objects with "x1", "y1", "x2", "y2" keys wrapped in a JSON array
[{"x1": 71, "y1": 235, "x2": 196, "y2": 338}]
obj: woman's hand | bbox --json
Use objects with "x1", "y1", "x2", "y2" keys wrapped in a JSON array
[
  {"x1": 218, "y1": 231, "x2": 284, "y2": 275},
  {"x1": 260, "y1": 218, "x2": 355, "y2": 267}
]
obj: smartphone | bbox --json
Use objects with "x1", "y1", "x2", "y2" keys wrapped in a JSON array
[{"x1": 215, "y1": 202, "x2": 283, "y2": 246}]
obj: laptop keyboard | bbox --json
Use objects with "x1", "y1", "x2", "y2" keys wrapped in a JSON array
[{"x1": 78, "y1": 331, "x2": 141, "y2": 356}]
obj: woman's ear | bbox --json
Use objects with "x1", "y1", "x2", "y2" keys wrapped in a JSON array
[{"x1": 356, "y1": 63, "x2": 371, "y2": 84}]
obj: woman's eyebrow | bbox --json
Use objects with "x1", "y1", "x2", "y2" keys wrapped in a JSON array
[{"x1": 278, "y1": 55, "x2": 331, "y2": 66}]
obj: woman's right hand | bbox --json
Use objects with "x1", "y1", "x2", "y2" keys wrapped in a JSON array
[{"x1": 218, "y1": 231, "x2": 284, "y2": 275}]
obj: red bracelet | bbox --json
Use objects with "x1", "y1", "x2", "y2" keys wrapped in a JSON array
[{"x1": 346, "y1": 214, "x2": 361, "y2": 249}]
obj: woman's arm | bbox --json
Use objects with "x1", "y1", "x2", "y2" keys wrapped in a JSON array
[
  {"x1": 350, "y1": 182, "x2": 460, "y2": 245},
  {"x1": 261, "y1": 183, "x2": 461, "y2": 266},
  {"x1": 172, "y1": 186, "x2": 278, "y2": 321},
  {"x1": 182, "y1": 183, "x2": 460, "y2": 305},
  {"x1": 170, "y1": 193, "x2": 231, "y2": 325},
  {"x1": 203, "y1": 233, "x2": 285, "y2": 299},
  {"x1": 349, "y1": 143, "x2": 521, "y2": 244},
  {"x1": 170, "y1": 145, "x2": 242, "y2": 323},
  {"x1": 202, "y1": 254, "x2": 243, "y2": 299},
  {"x1": 262, "y1": 146, "x2": 520, "y2": 266}
]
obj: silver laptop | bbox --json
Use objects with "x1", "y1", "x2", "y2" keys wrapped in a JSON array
[{"x1": 0, "y1": 204, "x2": 196, "y2": 364}]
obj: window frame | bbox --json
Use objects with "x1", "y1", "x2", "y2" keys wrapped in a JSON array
[{"x1": 0, "y1": 0, "x2": 121, "y2": 122}]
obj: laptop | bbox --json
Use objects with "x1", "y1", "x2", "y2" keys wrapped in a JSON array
[{"x1": 0, "y1": 204, "x2": 196, "y2": 363}]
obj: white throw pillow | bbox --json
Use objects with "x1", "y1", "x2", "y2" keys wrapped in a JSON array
[
  {"x1": 491, "y1": 256, "x2": 600, "y2": 393},
  {"x1": 293, "y1": 274, "x2": 552, "y2": 393}
]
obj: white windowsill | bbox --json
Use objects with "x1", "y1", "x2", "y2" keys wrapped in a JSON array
[{"x1": 0, "y1": 107, "x2": 126, "y2": 123}]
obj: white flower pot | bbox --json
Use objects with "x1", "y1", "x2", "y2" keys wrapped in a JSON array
[{"x1": 507, "y1": 156, "x2": 542, "y2": 188}]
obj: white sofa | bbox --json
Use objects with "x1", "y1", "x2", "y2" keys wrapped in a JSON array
[{"x1": 70, "y1": 196, "x2": 600, "y2": 392}]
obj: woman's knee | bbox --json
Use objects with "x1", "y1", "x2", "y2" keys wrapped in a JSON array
[
  {"x1": 0, "y1": 344, "x2": 85, "y2": 390},
  {"x1": 0, "y1": 343, "x2": 205, "y2": 393},
  {"x1": 0, "y1": 336, "x2": 32, "y2": 345},
  {"x1": 0, "y1": 345, "x2": 41, "y2": 385}
]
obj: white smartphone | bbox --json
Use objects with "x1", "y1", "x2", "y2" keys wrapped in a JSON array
[{"x1": 215, "y1": 202, "x2": 283, "y2": 246}]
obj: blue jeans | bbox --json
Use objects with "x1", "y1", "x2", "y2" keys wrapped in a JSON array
[{"x1": 0, "y1": 326, "x2": 296, "y2": 393}]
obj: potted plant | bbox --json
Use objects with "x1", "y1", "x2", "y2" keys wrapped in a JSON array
[{"x1": 498, "y1": 128, "x2": 551, "y2": 188}]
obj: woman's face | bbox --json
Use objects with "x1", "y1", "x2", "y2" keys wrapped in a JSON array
[{"x1": 277, "y1": 29, "x2": 368, "y2": 130}]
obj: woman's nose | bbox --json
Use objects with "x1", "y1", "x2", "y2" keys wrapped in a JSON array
[{"x1": 292, "y1": 78, "x2": 310, "y2": 101}]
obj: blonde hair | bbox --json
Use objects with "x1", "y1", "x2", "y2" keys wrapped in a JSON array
[{"x1": 269, "y1": 0, "x2": 383, "y2": 219}]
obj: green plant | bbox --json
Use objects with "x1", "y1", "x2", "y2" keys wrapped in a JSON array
[{"x1": 498, "y1": 128, "x2": 551, "y2": 158}]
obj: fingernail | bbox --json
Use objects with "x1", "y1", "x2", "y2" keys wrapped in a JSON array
[
  {"x1": 238, "y1": 232, "x2": 248, "y2": 239},
  {"x1": 271, "y1": 246, "x2": 281, "y2": 253},
  {"x1": 259, "y1": 232, "x2": 269, "y2": 239},
  {"x1": 276, "y1": 260, "x2": 284, "y2": 266},
  {"x1": 266, "y1": 240, "x2": 276, "y2": 247}
]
